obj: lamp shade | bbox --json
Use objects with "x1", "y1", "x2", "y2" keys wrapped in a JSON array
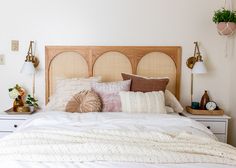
[
  {"x1": 192, "y1": 61, "x2": 207, "y2": 74},
  {"x1": 20, "y1": 61, "x2": 35, "y2": 75}
]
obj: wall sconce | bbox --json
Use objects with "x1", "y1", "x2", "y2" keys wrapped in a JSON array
[
  {"x1": 20, "y1": 41, "x2": 39, "y2": 98},
  {"x1": 186, "y1": 42, "x2": 207, "y2": 104}
]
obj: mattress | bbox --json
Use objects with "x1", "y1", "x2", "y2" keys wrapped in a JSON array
[{"x1": 0, "y1": 111, "x2": 235, "y2": 168}]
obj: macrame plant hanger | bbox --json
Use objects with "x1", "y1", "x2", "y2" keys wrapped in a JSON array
[{"x1": 219, "y1": 0, "x2": 234, "y2": 57}]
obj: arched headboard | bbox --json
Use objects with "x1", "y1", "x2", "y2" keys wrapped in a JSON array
[{"x1": 45, "y1": 46, "x2": 181, "y2": 104}]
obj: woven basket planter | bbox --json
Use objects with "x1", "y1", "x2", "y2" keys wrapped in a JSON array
[{"x1": 217, "y1": 22, "x2": 236, "y2": 36}]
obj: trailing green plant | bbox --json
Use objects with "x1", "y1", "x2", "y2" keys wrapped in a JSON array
[
  {"x1": 213, "y1": 8, "x2": 236, "y2": 24},
  {"x1": 26, "y1": 95, "x2": 38, "y2": 108}
]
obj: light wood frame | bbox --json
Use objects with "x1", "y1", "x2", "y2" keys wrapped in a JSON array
[{"x1": 45, "y1": 46, "x2": 182, "y2": 104}]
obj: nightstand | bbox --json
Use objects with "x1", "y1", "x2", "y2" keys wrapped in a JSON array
[
  {"x1": 181, "y1": 111, "x2": 231, "y2": 143},
  {"x1": 0, "y1": 112, "x2": 31, "y2": 138}
]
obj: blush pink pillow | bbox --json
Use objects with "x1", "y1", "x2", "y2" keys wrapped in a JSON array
[{"x1": 92, "y1": 80, "x2": 131, "y2": 112}]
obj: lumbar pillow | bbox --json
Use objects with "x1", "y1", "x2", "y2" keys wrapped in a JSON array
[
  {"x1": 164, "y1": 90, "x2": 183, "y2": 113},
  {"x1": 65, "y1": 90, "x2": 102, "y2": 113},
  {"x1": 121, "y1": 73, "x2": 169, "y2": 92},
  {"x1": 119, "y1": 91, "x2": 166, "y2": 113},
  {"x1": 92, "y1": 80, "x2": 131, "y2": 112},
  {"x1": 46, "y1": 76, "x2": 101, "y2": 111}
]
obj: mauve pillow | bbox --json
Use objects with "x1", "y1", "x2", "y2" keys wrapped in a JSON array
[
  {"x1": 92, "y1": 80, "x2": 131, "y2": 112},
  {"x1": 121, "y1": 73, "x2": 169, "y2": 92}
]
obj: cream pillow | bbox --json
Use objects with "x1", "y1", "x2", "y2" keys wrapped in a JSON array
[
  {"x1": 119, "y1": 91, "x2": 166, "y2": 113},
  {"x1": 46, "y1": 76, "x2": 101, "y2": 111},
  {"x1": 165, "y1": 90, "x2": 183, "y2": 113}
]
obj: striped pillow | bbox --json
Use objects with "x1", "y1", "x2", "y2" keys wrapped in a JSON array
[{"x1": 119, "y1": 91, "x2": 166, "y2": 113}]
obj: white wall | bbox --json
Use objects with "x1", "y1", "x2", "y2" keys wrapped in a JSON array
[{"x1": 0, "y1": 0, "x2": 235, "y2": 144}]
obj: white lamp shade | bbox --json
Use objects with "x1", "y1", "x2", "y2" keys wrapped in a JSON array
[
  {"x1": 192, "y1": 61, "x2": 207, "y2": 74},
  {"x1": 20, "y1": 62, "x2": 35, "y2": 75}
]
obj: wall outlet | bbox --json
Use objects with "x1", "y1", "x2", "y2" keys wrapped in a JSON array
[
  {"x1": 11, "y1": 40, "x2": 19, "y2": 51},
  {"x1": 0, "y1": 55, "x2": 5, "y2": 65}
]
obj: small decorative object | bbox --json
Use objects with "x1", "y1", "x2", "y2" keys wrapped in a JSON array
[
  {"x1": 200, "y1": 90, "x2": 210, "y2": 110},
  {"x1": 9, "y1": 84, "x2": 25, "y2": 112},
  {"x1": 13, "y1": 96, "x2": 24, "y2": 112},
  {"x1": 25, "y1": 95, "x2": 38, "y2": 112},
  {"x1": 213, "y1": 8, "x2": 236, "y2": 36},
  {"x1": 206, "y1": 101, "x2": 217, "y2": 111},
  {"x1": 191, "y1": 102, "x2": 200, "y2": 109},
  {"x1": 186, "y1": 42, "x2": 207, "y2": 105}
]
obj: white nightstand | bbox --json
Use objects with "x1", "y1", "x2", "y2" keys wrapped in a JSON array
[
  {"x1": 181, "y1": 111, "x2": 231, "y2": 143},
  {"x1": 0, "y1": 112, "x2": 31, "y2": 138}
]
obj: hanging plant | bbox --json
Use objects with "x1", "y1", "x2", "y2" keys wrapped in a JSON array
[{"x1": 213, "y1": 8, "x2": 236, "y2": 36}]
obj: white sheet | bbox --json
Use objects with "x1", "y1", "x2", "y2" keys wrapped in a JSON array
[{"x1": 0, "y1": 111, "x2": 235, "y2": 168}]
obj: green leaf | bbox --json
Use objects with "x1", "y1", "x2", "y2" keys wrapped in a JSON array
[{"x1": 213, "y1": 8, "x2": 236, "y2": 24}]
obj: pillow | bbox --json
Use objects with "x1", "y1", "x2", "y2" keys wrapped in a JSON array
[
  {"x1": 65, "y1": 90, "x2": 102, "y2": 113},
  {"x1": 165, "y1": 90, "x2": 183, "y2": 113},
  {"x1": 121, "y1": 73, "x2": 169, "y2": 92},
  {"x1": 119, "y1": 91, "x2": 166, "y2": 113},
  {"x1": 92, "y1": 80, "x2": 131, "y2": 112},
  {"x1": 165, "y1": 106, "x2": 174, "y2": 113},
  {"x1": 46, "y1": 76, "x2": 101, "y2": 111}
]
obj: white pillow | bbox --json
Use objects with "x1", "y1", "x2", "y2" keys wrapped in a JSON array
[
  {"x1": 46, "y1": 76, "x2": 101, "y2": 111},
  {"x1": 165, "y1": 90, "x2": 183, "y2": 113},
  {"x1": 119, "y1": 91, "x2": 166, "y2": 113},
  {"x1": 165, "y1": 106, "x2": 174, "y2": 113}
]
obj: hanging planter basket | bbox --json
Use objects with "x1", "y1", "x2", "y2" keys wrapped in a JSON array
[
  {"x1": 217, "y1": 22, "x2": 236, "y2": 36},
  {"x1": 213, "y1": 7, "x2": 236, "y2": 36}
]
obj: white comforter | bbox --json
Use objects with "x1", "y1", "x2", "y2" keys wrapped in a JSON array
[{"x1": 0, "y1": 111, "x2": 235, "y2": 168}]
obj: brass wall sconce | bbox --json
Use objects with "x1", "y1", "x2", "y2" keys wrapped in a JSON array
[
  {"x1": 186, "y1": 42, "x2": 207, "y2": 104},
  {"x1": 24, "y1": 41, "x2": 39, "y2": 68},
  {"x1": 21, "y1": 41, "x2": 39, "y2": 98}
]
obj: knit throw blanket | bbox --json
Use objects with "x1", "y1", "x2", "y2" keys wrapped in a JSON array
[{"x1": 0, "y1": 128, "x2": 236, "y2": 165}]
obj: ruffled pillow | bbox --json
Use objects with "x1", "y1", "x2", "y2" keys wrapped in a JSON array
[
  {"x1": 92, "y1": 80, "x2": 131, "y2": 112},
  {"x1": 65, "y1": 90, "x2": 102, "y2": 113}
]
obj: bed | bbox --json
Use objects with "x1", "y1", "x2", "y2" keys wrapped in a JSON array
[{"x1": 0, "y1": 46, "x2": 236, "y2": 168}]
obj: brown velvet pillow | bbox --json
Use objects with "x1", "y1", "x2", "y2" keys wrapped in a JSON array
[
  {"x1": 121, "y1": 73, "x2": 169, "y2": 92},
  {"x1": 65, "y1": 90, "x2": 102, "y2": 113}
]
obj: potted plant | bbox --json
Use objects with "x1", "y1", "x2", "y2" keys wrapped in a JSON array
[
  {"x1": 25, "y1": 95, "x2": 38, "y2": 112},
  {"x1": 213, "y1": 8, "x2": 236, "y2": 35}
]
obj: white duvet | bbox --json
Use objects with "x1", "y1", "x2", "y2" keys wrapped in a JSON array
[{"x1": 0, "y1": 111, "x2": 236, "y2": 168}]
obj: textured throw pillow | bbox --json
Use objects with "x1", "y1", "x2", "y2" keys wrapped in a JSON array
[
  {"x1": 121, "y1": 73, "x2": 169, "y2": 92},
  {"x1": 92, "y1": 80, "x2": 131, "y2": 112},
  {"x1": 65, "y1": 90, "x2": 102, "y2": 113},
  {"x1": 165, "y1": 106, "x2": 174, "y2": 113},
  {"x1": 165, "y1": 90, "x2": 183, "y2": 113},
  {"x1": 119, "y1": 91, "x2": 166, "y2": 113},
  {"x1": 46, "y1": 76, "x2": 101, "y2": 111}
]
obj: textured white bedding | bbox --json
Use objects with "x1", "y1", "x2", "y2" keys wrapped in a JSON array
[{"x1": 0, "y1": 111, "x2": 235, "y2": 168}]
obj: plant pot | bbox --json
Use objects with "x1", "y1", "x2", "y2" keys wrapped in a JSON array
[
  {"x1": 217, "y1": 22, "x2": 236, "y2": 35},
  {"x1": 29, "y1": 106, "x2": 35, "y2": 112}
]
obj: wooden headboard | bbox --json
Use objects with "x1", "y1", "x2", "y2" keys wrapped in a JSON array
[{"x1": 45, "y1": 46, "x2": 181, "y2": 104}]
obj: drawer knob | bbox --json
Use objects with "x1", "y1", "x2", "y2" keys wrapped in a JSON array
[
  {"x1": 207, "y1": 126, "x2": 211, "y2": 129},
  {"x1": 14, "y1": 125, "x2": 18, "y2": 128}
]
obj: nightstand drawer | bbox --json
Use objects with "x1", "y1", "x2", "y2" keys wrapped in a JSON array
[
  {"x1": 0, "y1": 119, "x2": 26, "y2": 132},
  {"x1": 199, "y1": 121, "x2": 226, "y2": 134}
]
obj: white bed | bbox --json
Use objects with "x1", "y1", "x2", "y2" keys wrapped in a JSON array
[
  {"x1": 0, "y1": 111, "x2": 235, "y2": 168},
  {"x1": 1, "y1": 46, "x2": 235, "y2": 167}
]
